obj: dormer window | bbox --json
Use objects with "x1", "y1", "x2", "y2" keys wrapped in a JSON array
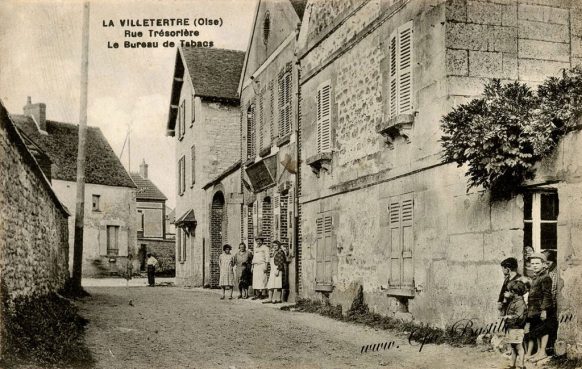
[{"x1": 263, "y1": 11, "x2": 271, "y2": 45}]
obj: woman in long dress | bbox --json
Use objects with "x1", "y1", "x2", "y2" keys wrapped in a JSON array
[
  {"x1": 251, "y1": 237, "x2": 270, "y2": 299},
  {"x1": 219, "y1": 244, "x2": 235, "y2": 300},
  {"x1": 264, "y1": 240, "x2": 286, "y2": 304},
  {"x1": 233, "y1": 242, "x2": 253, "y2": 299}
]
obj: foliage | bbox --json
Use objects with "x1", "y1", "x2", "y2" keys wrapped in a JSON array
[
  {"x1": 441, "y1": 67, "x2": 582, "y2": 195},
  {"x1": 1, "y1": 290, "x2": 93, "y2": 368}
]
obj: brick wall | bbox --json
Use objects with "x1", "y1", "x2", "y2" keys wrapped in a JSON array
[{"x1": 0, "y1": 103, "x2": 69, "y2": 304}]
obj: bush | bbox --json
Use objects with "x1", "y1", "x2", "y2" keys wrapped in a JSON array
[
  {"x1": 1, "y1": 291, "x2": 93, "y2": 368},
  {"x1": 441, "y1": 67, "x2": 582, "y2": 196}
]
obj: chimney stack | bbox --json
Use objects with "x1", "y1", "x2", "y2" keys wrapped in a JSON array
[
  {"x1": 23, "y1": 96, "x2": 47, "y2": 132},
  {"x1": 139, "y1": 159, "x2": 148, "y2": 179}
]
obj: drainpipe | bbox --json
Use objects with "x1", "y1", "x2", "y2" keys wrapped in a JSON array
[{"x1": 293, "y1": 25, "x2": 302, "y2": 298}]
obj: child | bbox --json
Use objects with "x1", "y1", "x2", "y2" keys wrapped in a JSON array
[
  {"x1": 238, "y1": 261, "x2": 252, "y2": 299},
  {"x1": 219, "y1": 244, "x2": 235, "y2": 300},
  {"x1": 503, "y1": 280, "x2": 527, "y2": 369}
]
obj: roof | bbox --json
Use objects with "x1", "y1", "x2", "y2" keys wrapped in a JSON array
[
  {"x1": 0, "y1": 100, "x2": 69, "y2": 216},
  {"x1": 166, "y1": 48, "x2": 244, "y2": 135},
  {"x1": 12, "y1": 115, "x2": 136, "y2": 188},
  {"x1": 130, "y1": 173, "x2": 167, "y2": 201},
  {"x1": 290, "y1": 0, "x2": 308, "y2": 20},
  {"x1": 182, "y1": 47, "x2": 245, "y2": 100},
  {"x1": 175, "y1": 209, "x2": 196, "y2": 227},
  {"x1": 203, "y1": 160, "x2": 242, "y2": 190}
]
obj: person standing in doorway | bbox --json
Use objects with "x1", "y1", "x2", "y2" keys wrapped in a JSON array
[
  {"x1": 251, "y1": 236, "x2": 269, "y2": 300},
  {"x1": 146, "y1": 253, "x2": 158, "y2": 287}
]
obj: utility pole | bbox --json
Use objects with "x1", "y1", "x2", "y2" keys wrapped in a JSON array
[{"x1": 71, "y1": 1, "x2": 90, "y2": 291}]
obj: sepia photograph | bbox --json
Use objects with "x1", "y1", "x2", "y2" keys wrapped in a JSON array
[{"x1": 0, "y1": 0, "x2": 581, "y2": 368}]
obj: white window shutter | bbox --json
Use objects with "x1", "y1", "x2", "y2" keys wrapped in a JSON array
[
  {"x1": 317, "y1": 82, "x2": 332, "y2": 153},
  {"x1": 398, "y1": 22, "x2": 413, "y2": 115},
  {"x1": 389, "y1": 31, "x2": 398, "y2": 118}
]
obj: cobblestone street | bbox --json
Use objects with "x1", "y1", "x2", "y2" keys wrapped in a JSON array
[{"x1": 78, "y1": 284, "x2": 509, "y2": 369}]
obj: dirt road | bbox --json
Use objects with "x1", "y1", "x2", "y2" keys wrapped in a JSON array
[{"x1": 78, "y1": 286, "x2": 511, "y2": 369}]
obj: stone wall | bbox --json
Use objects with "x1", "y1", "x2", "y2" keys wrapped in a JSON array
[
  {"x1": 298, "y1": 0, "x2": 582, "y2": 350},
  {"x1": 137, "y1": 239, "x2": 175, "y2": 275},
  {"x1": 0, "y1": 103, "x2": 69, "y2": 303}
]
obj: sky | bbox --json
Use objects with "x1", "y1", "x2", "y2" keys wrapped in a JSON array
[{"x1": 0, "y1": 0, "x2": 256, "y2": 208}]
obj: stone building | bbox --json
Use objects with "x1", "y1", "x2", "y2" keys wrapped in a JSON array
[
  {"x1": 238, "y1": 0, "x2": 306, "y2": 301},
  {"x1": 1, "y1": 97, "x2": 69, "y2": 320},
  {"x1": 166, "y1": 47, "x2": 244, "y2": 287},
  {"x1": 131, "y1": 160, "x2": 175, "y2": 275},
  {"x1": 12, "y1": 98, "x2": 138, "y2": 277},
  {"x1": 295, "y1": 0, "x2": 582, "y2": 356}
]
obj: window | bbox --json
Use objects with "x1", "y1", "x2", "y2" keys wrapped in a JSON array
[
  {"x1": 107, "y1": 225, "x2": 119, "y2": 256},
  {"x1": 178, "y1": 101, "x2": 186, "y2": 139},
  {"x1": 246, "y1": 104, "x2": 256, "y2": 158},
  {"x1": 388, "y1": 21, "x2": 413, "y2": 118},
  {"x1": 388, "y1": 193, "x2": 414, "y2": 291},
  {"x1": 178, "y1": 156, "x2": 186, "y2": 195},
  {"x1": 177, "y1": 228, "x2": 187, "y2": 262},
  {"x1": 263, "y1": 11, "x2": 271, "y2": 45},
  {"x1": 92, "y1": 194, "x2": 100, "y2": 211},
  {"x1": 259, "y1": 92, "x2": 265, "y2": 150},
  {"x1": 278, "y1": 66, "x2": 292, "y2": 137},
  {"x1": 191, "y1": 145, "x2": 196, "y2": 184},
  {"x1": 137, "y1": 210, "x2": 144, "y2": 232},
  {"x1": 191, "y1": 95, "x2": 195, "y2": 126},
  {"x1": 316, "y1": 81, "x2": 332, "y2": 153},
  {"x1": 315, "y1": 213, "x2": 336, "y2": 289},
  {"x1": 524, "y1": 192, "x2": 558, "y2": 252}
]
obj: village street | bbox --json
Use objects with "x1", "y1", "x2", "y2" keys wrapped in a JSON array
[{"x1": 78, "y1": 282, "x2": 509, "y2": 369}]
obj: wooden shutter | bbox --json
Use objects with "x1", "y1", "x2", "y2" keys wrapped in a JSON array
[
  {"x1": 323, "y1": 215, "x2": 333, "y2": 284},
  {"x1": 182, "y1": 157, "x2": 186, "y2": 194},
  {"x1": 317, "y1": 82, "x2": 332, "y2": 153},
  {"x1": 389, "y1": 198, "x2": 402, "y2": 287},
  {"x1": 192, "y1": 145, "x2": 196, "y2": 184},
  {"x1": 195, "y1": 95, "x2": 196, "y2": 124},
  {"x1": 259, "y1": 91, "x2": 264, "y2": 150},
  {"x1": 401, "y1": 194, "x2": 414, "y2": 287},
  {"x1": 99, "y1": 226, "x2": 108, "y2": 256},
  {"x1": 177, "y1": 229, "x2": 182, "y2": 262},
  {"x1": 388, "y1": 193, "x2": 414, "y2": 288},
  {"x1": 315, "y1": 217, "x2": 325, "y2": 283},
  {"x1": 182, "y1": 229, "x2": 187, "y2": 261},
  {"x1": 389, "y1": 31, "x2": 398, "y2": 118},
  {"x1": 398, "y1": 22, "x2": 413, "y2": 115},
  {"x1": 119, "y1": 228, "x2": 128, "y2": 256}
]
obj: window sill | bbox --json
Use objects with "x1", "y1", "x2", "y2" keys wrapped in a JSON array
[
  {"x1": 178, "y1": 136, "x2": 184, "y2": 142},
  {"x1": 315, "y1": 284, "x2": 334, "y2": 292},
  {"x1": 190, "y1": 184, "x2": 195, "y2": 188},
  {"x1": 259, "y1": 146, "x2": 271, "y2": 158},
  {"x1": 277, "y1": 133, "x2": 292, "y2": 147},
  {"x1": 179, "y1": 260, "x2": 185, "y2": 264},
  {"x1": 384, "y1": 287, "x2": 415, "y2": 298},
  {"x1": 306, "y1": 152, "x2": 332, "y2": 178},
  {"x1": 243, "y1": 157, "x2": 255, "y2": 167},
  {"x1": 376, "y1": 113, "x2": 415, "y2": 149}
]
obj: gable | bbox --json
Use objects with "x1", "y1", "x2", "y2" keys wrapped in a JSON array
[{"x1": 239, "y1": 0, "x2": 302, "y2": 94}]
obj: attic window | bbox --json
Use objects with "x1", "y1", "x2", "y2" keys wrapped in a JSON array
[{"x1": 263, "y1": 11, "x2": 271, "y2": 45}]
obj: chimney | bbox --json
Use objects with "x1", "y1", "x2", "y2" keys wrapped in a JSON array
[
  {"x1": 139, "y1": 159, "x2": 148, "y2": 179},
  {"x1": 23, "y1": 96, "x2": 47, "y2": 132}
]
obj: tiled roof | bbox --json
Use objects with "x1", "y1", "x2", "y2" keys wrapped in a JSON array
[
  {"x1": 11, "y1": 115, "x2": 136, "y2": 188},
  {"x1": 130, "y1": 173, "x2": 167, "y2": 201},
  {"x1": 181, "y1": 47, "x2": 245, "y2": 100}
]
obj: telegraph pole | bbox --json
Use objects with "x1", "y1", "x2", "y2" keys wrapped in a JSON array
[{"x1": 71, "y1": 1, "x2": 90, "y2": 291}]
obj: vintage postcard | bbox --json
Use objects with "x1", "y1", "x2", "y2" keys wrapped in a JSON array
[{"x1": 1, "y1": 0, "x2": 580, "y2": 368}]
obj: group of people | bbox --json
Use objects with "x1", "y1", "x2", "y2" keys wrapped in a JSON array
[
  {"x1": 498, "y1": 249, "x2": 559, "y2": 369},
  {"x1": 218, "y1": 235, "x2": 289, "y2": 303}
]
